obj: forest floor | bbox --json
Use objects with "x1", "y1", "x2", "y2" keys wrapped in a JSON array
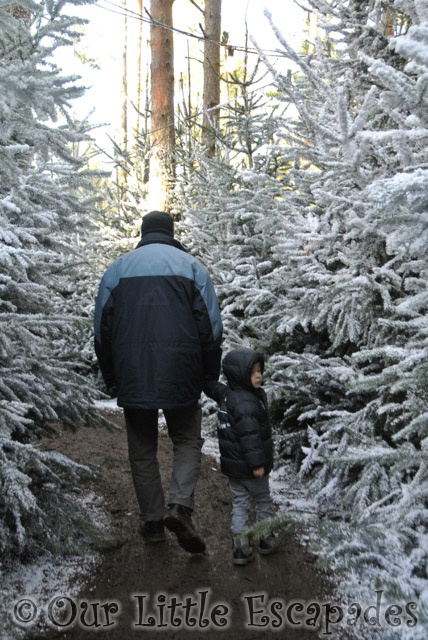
[{"x1": 4, "y1": 405, "x2": 343, "y2": 640}]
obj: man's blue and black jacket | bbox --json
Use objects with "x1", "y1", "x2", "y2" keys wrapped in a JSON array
[{"x1": 94, "y1": 232, "x2": 223, "y2": 409}]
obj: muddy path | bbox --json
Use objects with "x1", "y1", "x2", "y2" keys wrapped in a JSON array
[{"x1": 36, "y1": 408, "x2": 333, "y2": 640}]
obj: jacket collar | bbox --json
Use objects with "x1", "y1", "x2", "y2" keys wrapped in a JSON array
[{"x1": 136, "y1": 231, "x2": 188, "y2": 253}]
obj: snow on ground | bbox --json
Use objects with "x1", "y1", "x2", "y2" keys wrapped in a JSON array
[
  {"x1": 93, "y1": 398, "x2": 120, "y2": 411},
  {"x1": 0, "y1": 480, "x2": 112, "y2": 640},
  {"x1": 0, "y1": 554, "x2": 98, "y2": 640}
]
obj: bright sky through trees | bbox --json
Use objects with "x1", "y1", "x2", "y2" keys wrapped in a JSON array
[{"x1": 60, "y1": 0, "x2": 305, "y2": 151}]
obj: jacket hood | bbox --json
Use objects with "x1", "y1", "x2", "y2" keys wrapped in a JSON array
[{"x1": 222, "y1": 348, "x2": 264, "y2": 391}]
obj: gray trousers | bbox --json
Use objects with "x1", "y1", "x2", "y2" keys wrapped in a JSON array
[
  {"x1": 124, "y1": 404, "x2": 203, "y2": 521},
  {"x1": 229, "y1": 476, "x2": 274, "y2": 536}
]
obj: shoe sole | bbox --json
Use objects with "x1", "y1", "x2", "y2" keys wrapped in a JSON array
[
  {"x1": 141, "y1": 534, "x2": 166, "y2": 543},
  {"x1": 257, "y1": 544, "x2": 280, "y2": 556},
  {"x1": 164, "y1": 514, "x2": 206, "y2": 554},
  {"x1": 233, "y1": 556, "x2": 253, "y2": 566}
]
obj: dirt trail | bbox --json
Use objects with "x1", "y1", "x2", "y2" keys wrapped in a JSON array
[{"x1": 36, "y1": 409, "x2": 332, "y2": 640}]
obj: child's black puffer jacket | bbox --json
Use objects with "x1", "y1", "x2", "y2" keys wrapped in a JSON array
[{"x1": 206, "y1": 348, "x2": 273, "y2": 478}]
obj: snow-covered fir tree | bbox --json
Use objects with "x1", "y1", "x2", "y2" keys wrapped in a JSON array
[
  {"x1": 175, "y1": 55, "x2": 289, "y2": 362},
  {"x1": 251, "y1": 0, "x2": 428, "y2": 632},
  {"x1": 0, "y1": 0, "x2": 104, "y2": 570},
  {"x1": 64, "y1": 160, "x2": 145, "y2": 379}
]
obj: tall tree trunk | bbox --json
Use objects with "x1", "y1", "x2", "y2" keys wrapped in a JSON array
[
  {"x1": 185, "y1": 39, "x2": 193, "y2": 157},
  {"x1": 135, "y1": 0, "x2": 144, "y2": 142},
  {"x1": 202, "y1": 0, "x2": 221, "y2": 158},
  {"x1": 383, "y1": 6, "x2": 395, "y2": 37},
  {"x1": 304, "y1": 10, "x2": 319, "y2": 54},
  {"x1": 121, "y1": 0, "x2": 128, "y2": 186},
  {"x1": 144, "y1": 52, "x2": 151, "y2": 183},
  {"x1": 149, "y1": 0, "x2": 175, "y2": 212},
  {"x1": 134, "y1": 0, "x2": 144, "y2": 184}
]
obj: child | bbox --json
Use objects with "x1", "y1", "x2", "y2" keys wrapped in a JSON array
[{"x1": 206, "y1": 348, "x2": 279, "y2": 565}]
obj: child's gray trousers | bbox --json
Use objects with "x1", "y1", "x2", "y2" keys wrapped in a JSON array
[
  {"x1": 228, "y1": 476, "x2": 274, "y2": 536},
  {"x1": 124, "y1": 403, "x2": 203, "y2": 521}
]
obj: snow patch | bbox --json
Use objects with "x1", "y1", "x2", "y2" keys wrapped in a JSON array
[
  {"x1": 0, "y1": 553, "x2": 98, "y2": 640},
  {"x1": 93, "y1": 398, "x2": 121, "y2": 412}
]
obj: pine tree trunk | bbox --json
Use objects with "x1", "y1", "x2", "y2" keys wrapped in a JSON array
[
  {"x1": 304, "y1": 11, "x2": 318, "y2": 54},
  {"x1": 135, "y1": 0, "x2": 143, "y2": 142},
  {"x1": 149, "y1": 0, "x2": 175, "y2": 212},
  {"x1": 202, "y1": 0, "x2": 221, "y2": 158},
  {"x1": 383, "y1": 6, "x2": 395, "y2": 37},
  {"x1": 186, "y1": 40, "x2": 193, "y2": 156},
  {"x1": 134, "y1": 0, "x2": 144, "y2": 184},
  {"x1": 121, "y1": 0, "x2": 128, "y2": 186},
  {"x1": 144, "y1": 55, "x2": 151, "y2": 183}
]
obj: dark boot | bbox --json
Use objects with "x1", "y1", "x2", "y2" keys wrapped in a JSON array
[
  {"x1": 164, "y1": 504, "x2": 206, "y2": 554},
  {"x1": 140, "y1": 519, "x2": 166, "y2": 543}
]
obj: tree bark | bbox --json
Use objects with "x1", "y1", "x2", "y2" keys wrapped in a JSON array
[
  {"x1": 202, "y1": 0, "x2": 221, "y2": 158},
  {"x1": 135, "y1": 0, "x2": 144, "y2": 141},
  {"x1": 120, "y1": 0, "x2": 128, "y2": 186},
  {"x1": 149, "y1": 0, "x2": 175, "y2": 212},
  {"x1": 383, "y1": 6, "x2": 395, "y2": 37}
]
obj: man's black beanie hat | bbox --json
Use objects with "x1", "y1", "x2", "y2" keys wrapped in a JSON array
[{"x1": 141, "y1": 211, "x2": 174, "y2": 237}]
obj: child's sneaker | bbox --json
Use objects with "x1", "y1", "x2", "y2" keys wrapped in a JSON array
[
  {"x1": 257, "y1": 531, "x2": 281, "y2": 556},
  {"x1": 232, "y1": 537, "x2": 253, "y2": 566}
]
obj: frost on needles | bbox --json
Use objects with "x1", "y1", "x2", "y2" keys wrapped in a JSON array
[
  {"x1": 177, "y1": 0, "x2": 428, "y2": 631},
  {"x1": 0, "y1": 0, "x2": 103, "y2": 571}
]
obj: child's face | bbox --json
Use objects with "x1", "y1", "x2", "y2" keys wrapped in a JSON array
[{"x1": 251, "y1": 362, "x2": 263, "y2": 389}]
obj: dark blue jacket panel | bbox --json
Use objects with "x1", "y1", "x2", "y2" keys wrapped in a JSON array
[
  {"x1": 207, "y1": 349, "x2": 273, "y2": 479},
  {"x1": 94, "y1": 239, "x2": 223, "y2": 409}
]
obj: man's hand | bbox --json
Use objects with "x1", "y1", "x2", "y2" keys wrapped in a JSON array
[
  {"x1": 253, "y1": 467, "x2": 265, "y2": 478},
  {"x1": 106, "y1": 385, "x2": 118, "y2": 399}
]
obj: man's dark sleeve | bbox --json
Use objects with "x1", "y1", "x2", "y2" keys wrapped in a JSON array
[
  {"x1": 204, "y1": 379, "x2": 227, "y2": 402},
  {"x1": 192, "y1": 261, "x2": 223, "y2": 382},
  {"x1": 94, "y1": 273, "x2": 116, "y2": 388}
]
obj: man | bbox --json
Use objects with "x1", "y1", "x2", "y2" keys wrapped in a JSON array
[{"x1": 94, "y1": 211, "x2": 223, "y2": 554}]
